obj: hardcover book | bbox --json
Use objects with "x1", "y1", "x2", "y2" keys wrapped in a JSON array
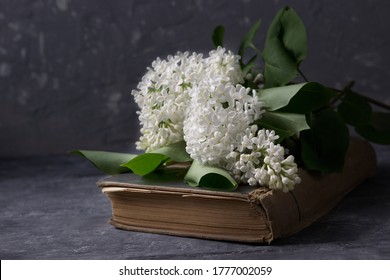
[{"x1": 97, "y1": 138, "x2": 376, "y2": 243}]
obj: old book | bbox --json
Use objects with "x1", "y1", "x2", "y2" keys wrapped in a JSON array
[{"x1": 97, "y1": 138, "x2": 377, "y2": 243}]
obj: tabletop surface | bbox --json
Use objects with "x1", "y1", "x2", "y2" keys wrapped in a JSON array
[{"x1": 1, "y1": 144, "x2": 389, "y2": 260}]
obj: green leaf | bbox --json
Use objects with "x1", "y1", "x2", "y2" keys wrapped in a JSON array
[
  {"x1": 263, "y1": 6, "x2": 307, "y2": 88},
  {"x1": 242, "y1": 54, "x2": 258, "y2": 75},
  {"x1": 122, "y1": 153, "x2": 169, "y2": 176},
  {"x1": 142, "y1": 166, "x2": 189, "y2": 182},
  {"x1": 281, "y1": 84, "x2": 337, "y2": 113},
  {"x1": 263, "y1": 38, "x2": 298, "y2": 88},
  {"x1": 238, "y1": 20, "x2": 261, "y2": 62},
  {"x1": 152, "y1": 141, "x2": 192, "y2": 163},
  {"x1": 254, "y1": 111, "x2": 309, "y2": 141},
  {"x1": 184, "y1": 160, "x2": 238, "y2": 191},
  {"x1": 338, "y1": 89, "x2": 372, "y2": 126},
  {"x1": 356, "y1": 112, "x2": 390, "y2": 145},
  {"x1": 257, "y1": 82, "x2": 337, "y2": 113},
  {"x1": 275, "y1": 7, "x2": 307, "y2": 63},
  {"x1": 300, "y1": 110, "x2": 349, "y2": 173},
  {"x1": 121, "y1": 141, "x2": 192, "y2": 176},
  {"x1": 70, "y1": 150, "x2": 136, "y2": 175},
  {"x1": 212, "y1": 25, "x2": 225, "y2": 48}
]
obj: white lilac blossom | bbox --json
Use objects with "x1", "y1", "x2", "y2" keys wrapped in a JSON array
[
  {"x1": 226, "y1": 125, "x2": 301, "y2": 192},
  {"x1": 132, "y1": 47, "x2": 243, "y2": 151},
  {"x1": 182, "y1": 48, "x2": 260, "y2": 165},
  {"x1": 203, "y1": 47, "x2": 244, "y2": 85},
  {"x1": 132, "y1": 46, "x2": 300, "y2": 191},
  {"x1": 131, "y1": 51, "x2": 204, "y2": 151},
  {"x1": 183, "y1": 83, "x2": 263, "y2": 166}
]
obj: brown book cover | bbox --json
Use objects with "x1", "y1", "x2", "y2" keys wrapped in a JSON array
[{"x1": 97, "y1": 138, "x2": 377, "y2": 243}]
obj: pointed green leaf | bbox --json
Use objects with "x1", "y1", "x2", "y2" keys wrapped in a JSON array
[
  {"x1": 300, "y1": 110, "x2": 349, "y2": 173},
  {"x1": 263, "y1": 6, "x2": 307, "y2": 87},
  {"x1": 184, "y1": 160, "x2": 238, "y2": 191},
  {"x1": 254, "y1": 111, "x2": 309, "y2": 141},
  {"x1": 152, "y1": 141, "x2": 192, "y2": 163},
  {"x1": 242, "y1": 54, "x2": 258, "y2": 75},
  {"x1": 356, "y1": 112, "x2": 390, "y2": 145},
  {"x1": 70, "y1": 150, "x2": 136, "y2": 175},
  {"x1": 263, "y1": 37, "x2": 298, "y2": 88},
  {"x1": 238, "y1": 20, "x2": 261, "y2": 61},
  {"x1": 121, "y1": 141, "x2": 192, "y2": 176},
  {"x1": 257, "y1": 82, "x2": 337, "y2": 113},
  {"x1": 212, "y1": 25, "x2": 225, "y2": 48},
  {"x1": 338, "y1": 89, "x2": 372, "y2": 126},
  {"x1": 274, "y1": 7, "x2": 307, "y2": 63},
  {"x1": 280, "y1": 84, "x2": 337, "y2": 114},
  {"x1": 257, "y1": 83, "x2": 307, "y2": 111},
  {"x1": 142, "y1": 166, "x2": 189, "y2": 182},
  {"x1": 122, "y1": 153, "x2": 169, "y2": 176}
]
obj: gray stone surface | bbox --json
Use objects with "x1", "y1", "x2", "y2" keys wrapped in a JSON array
[
  {"x1": 0, "y1": 143, "x2": 389, "y2": 259},
  {"x1": 1, "y1": 0, "x2": 390, "y2": 157}
]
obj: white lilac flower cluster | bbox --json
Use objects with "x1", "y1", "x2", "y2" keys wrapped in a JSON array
[
  {"x1": 183, "y1": 80, "x2": 262, "y2": 167},
  {"x1": 132, "y1": 47, "x2": 301, "y2": 191},
  {"x1": 226, "y1": 126, "x2": 301, "y2": 192},
  {"x1": 132, "y1": 51, "x2": 204, "y2": 151}
]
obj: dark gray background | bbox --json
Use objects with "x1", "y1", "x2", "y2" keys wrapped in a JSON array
[
  {"x1": 1, "y1": 0, "x2": 390, "y2": 158},
  {"x1": 1, "y1": 0, "x2": 390, "y2": 260}
]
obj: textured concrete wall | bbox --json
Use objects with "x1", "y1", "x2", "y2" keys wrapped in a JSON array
[{"x1": 1, "y1": 0, "x2": 389, "y2": 158}]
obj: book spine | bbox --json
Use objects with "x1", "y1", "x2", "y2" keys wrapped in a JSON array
[{"x1": 250, "y1": 138, "x2": 377, "y2": 241}]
